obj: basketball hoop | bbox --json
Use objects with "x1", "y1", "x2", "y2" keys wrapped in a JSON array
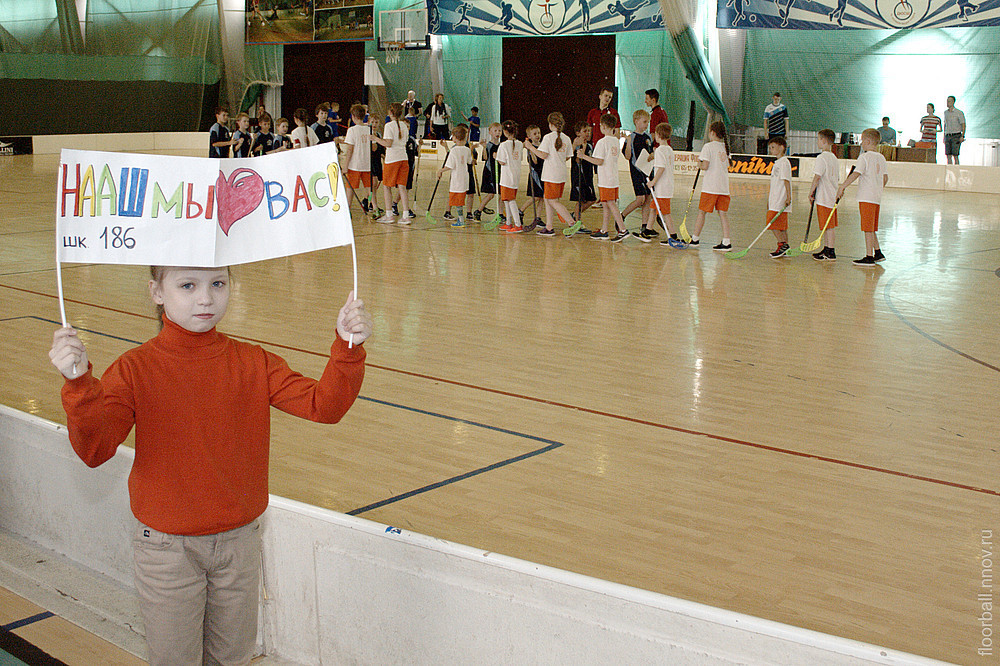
[{"x1": 386, "y1": 41, "x2": 404, "y2": 65}]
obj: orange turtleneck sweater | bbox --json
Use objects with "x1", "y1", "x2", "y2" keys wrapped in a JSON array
[{"x1": 61, "y1": 316, "x2": 366, "y2": 536}]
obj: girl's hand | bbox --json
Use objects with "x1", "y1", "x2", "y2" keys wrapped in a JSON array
[
  {"x1": 49, "y1": 327, "x2": 88, "y2": 380},
  {"x1": 337, "y1": 292, "x2": 373, "y2": 344}
]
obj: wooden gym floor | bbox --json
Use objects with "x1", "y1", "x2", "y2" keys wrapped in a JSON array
[{"x1": 1, "y1": 148, "x2": 997, "y2": 665}]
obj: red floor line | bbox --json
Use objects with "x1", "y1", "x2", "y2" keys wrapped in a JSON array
[{"x1": 7, "y1": 282, "x2": 996, "y2": 498}]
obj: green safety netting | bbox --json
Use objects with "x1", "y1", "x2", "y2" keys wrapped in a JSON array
[{"x1": 737, "y1": 27, "x2": 1000, "y2": 138}]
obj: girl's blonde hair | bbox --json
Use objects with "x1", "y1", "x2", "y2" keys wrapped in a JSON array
[{"x1": 548, "y1": 112, "x2": 565, "y2": 151}]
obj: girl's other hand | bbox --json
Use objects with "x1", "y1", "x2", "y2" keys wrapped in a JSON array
[
  {"x1": 49, "y1": 327, "x2": 88, "y2": 379},
  {"x1": 337, "y1": 292, "x2": 373, "y2": 345}
]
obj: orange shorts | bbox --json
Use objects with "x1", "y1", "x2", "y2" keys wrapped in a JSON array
[
  {"x1": 816, "y1": 204, "x2": 838, "y2": 229},
  {"x1": 543, "y1": 181, "x2": 564, "y2": 200},
  {"x1": 654, "y1": 198, "x2": 671, "y2": 214},
  {"x1": 346, "y1": 170, "x2": 371, "y2": 189},
  {"x1": 699, "y1": 193, "x2": 731, "y2": 212},
  {"x1": 599, "y1": 187, "x2": 618, "y2": 202},
  {"x1": 448, "y1": 191, "x2": 465, "y2": 207},
  {"x1": 766, "y1": 209, "x2": 788, "y2": 231},
  {"x1": 859, "y1": 202, "x2": 880, "y2": 232},
  {"x1": 382, "y1": 160, "x2": 409, "y2": 188},
  {"x1": 500, "y1": 185, "x2": 517, "y2": 201}
]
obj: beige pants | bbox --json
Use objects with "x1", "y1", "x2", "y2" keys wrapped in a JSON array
[{"x1": 133, "y1": 520, "x2": 261, "y2": 666}]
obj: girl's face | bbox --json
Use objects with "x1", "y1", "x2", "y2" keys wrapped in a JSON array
[
  {"x1": 578, "y1": 127, "x2": 592, "y2": 141},
  {"x1": 435, "y1": 94, "x2": 444, "y2": 104},
  {"x1": 237, "y1": 117, "x2": 249, "y2": 130},
  {"x1": 150, "y1": 268, "x2": 230, "y2": 333}
]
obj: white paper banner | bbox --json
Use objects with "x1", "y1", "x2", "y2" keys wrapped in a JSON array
[{"x1": 55, "y1": 143, "x2": 353, "y2": 267}]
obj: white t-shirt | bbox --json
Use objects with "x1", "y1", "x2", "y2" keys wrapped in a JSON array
[
  {"x1": 539, "y1": 131, "x2": 572, "y2": 184},
  {"x1": 496, "y1": 139, "x2": 521, "y2": 189},
  {"x1": 291, "y1": 125, "x2": 318, "y2": 149},
  {"x1": 383, "y1": 120, "x2": 408, "y2": 164},
  {"x1": 652, "y1": 144, "x2": 674, "y2": 198},
  {"x1": 698, "y1": 140, "x2": 730, "y2": 195},
  {"x1": 813, "y1": 150, "x2": 839, "y2": 208},
  {"x1": 592, "y1": 135, "x2": 620, "y2": 189},
  {"x1": 445, "y1": 145, "x2": 472, "y2": 193},
  {"x1": 855, "y1": 150, "x2": 888, "y2": 204},
  {"x1": 343, "y1": 125, "x2": 371, "y2": 172},
  {"x1": 768, "y1": 156, "x2": 792, "y2": 211}
]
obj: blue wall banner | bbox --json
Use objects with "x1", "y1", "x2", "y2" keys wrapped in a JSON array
[
  {"x1": 718, "y1": 0, "x2": 1000, "y2": 29},
  {"x1": 427, "y1": 0, "x2": 663, "y2": 36}
]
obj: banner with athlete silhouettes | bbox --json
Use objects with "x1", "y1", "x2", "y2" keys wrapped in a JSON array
[
  {"x1": 427, "y1": 0, "x2": 663, "y2": 35},
  {"x1": 718, "y1": 0, "x2": 998, "y2": 29}
]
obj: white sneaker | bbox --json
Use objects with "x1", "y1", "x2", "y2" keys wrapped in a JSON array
[
  {"x1": 376, "y1": 216, "x2": 395, "y2": 224},
  {"x1": 398, "y1": 212, "x2": 414, "y2": 225}
]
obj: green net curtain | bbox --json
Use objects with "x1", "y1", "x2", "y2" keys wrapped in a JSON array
[
  {"x1": 616, "y1": 30, "x2": 708, "y2": 140},
  {"x1": 738, "y1": 27, "x2": 1000, "y2": 139},
  {"x1": 0, "y1": 2, "x2": 63, "y2": 53},
  {"x1": 440, "y1": 35, "x2": 502, "y2": 128}
]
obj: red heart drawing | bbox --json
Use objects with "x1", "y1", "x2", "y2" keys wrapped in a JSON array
[{"x1": 216, "y1": 168, "x2": 265, "y2": 236}]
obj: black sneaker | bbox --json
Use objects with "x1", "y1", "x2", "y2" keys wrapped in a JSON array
[
  {"x1": 873, "y1": 249, "x2": 886, "y2": 263},
  {"x1": 632, "y1": 229, "x2": 651, "y2": 242},
  {"x1": 524, "y1": 220, "x2": 539, "y2": 232},
  {"x1": 688, "y1": 239, "x2": 700, "y2": 246},
  {"x1": 644, "y1": 227, "x2": 660, "y2": 237},
  {"x1": 537, "y1": 227, "x2": 556, "y2": 237},
  {"x1": 473, "y1": 210, "x2": 481, "y2": 221},
  {"x1": 611, "y1": 229, "x2": 629, "y2": 243},
  {"x1": 577, "y1": 226, "x2": 592, "y2": 235},
  {"x1": 853, "y1": 255, "x2": 877, "y2": 267},
  {"x1": 443, "y1": 211, "x2": 455, "y2": 220},
  {"x1": 466, "y1": 212, "x2": 474, "y2": 221},
  {"x1": 825, "y1": 247, "x2": 837, "y2": 261},
  {"x1": 483, "y1": 207, "x2": 494, "y2": 215},
  {"x1": 770, "y1": 242, "x2": 789, "y2": 258},
  {"x1": 590, "y1": 230, "x2": 609, "y2": 240},
  {"x1": 361, "y1": 198, "x2": 370, "y2": 213},
  {"x1": 813, "y1": 248, "x2": 829, "y2": 261},
  {"x1": 713, "y1": 242, "x2": 732, "y2": 252},
  {"x1": 392, "y1": 203, "x2": 399, "y2": 216}
]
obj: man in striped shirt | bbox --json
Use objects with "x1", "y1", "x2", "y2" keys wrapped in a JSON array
[
  {"x1": 764, "y1": 92, "x2": 789, "y2": 140},
  {"x1": 919, "y1": 103, "x2": 942, "y2": 143}
]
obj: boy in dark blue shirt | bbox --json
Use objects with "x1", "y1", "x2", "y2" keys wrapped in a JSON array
[
  {"x1": 312, "y1": 103, "x2": 335, "y2": 144},
  {"x1": 231, "y1": 112, "x2": 252, "y2": 158},
  {"x1": 209, "y1": 106, "x2": 236, "y2": 158}
]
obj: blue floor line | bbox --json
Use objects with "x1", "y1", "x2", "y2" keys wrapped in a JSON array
[
  {"x1": 1, "y1": 612, "x2": 54, "y2": 633},
  {"x1": 6, "y1": 315, "x2": 566, "y2": 517}
]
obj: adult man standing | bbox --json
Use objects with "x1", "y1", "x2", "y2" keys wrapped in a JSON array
[
  {"x1": 646, "y1": 88, "x2": 668, "y2": 130},
  {"x1": 943, "y1": 95, "x2": 966, "y2": 165},
  {"x1": 587, "y1": 86, "x2": 621, "y2": 146},
  {"x1": 763, "y1": 92, "x2": 789, "y2": 140},
  {"x1": 402, "y1": 90, "x2": 419, "y2": 115},
  {"x1": 877, "y1": 117, "x2": 896, "y2": 145}
]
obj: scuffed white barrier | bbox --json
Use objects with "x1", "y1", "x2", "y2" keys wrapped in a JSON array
[
  {"x1": 0, "y1": 405, "x2": 947, "y2": 665},
  {"x1": 30, "y1": 132, "x2": 205, "y2": 155}
]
